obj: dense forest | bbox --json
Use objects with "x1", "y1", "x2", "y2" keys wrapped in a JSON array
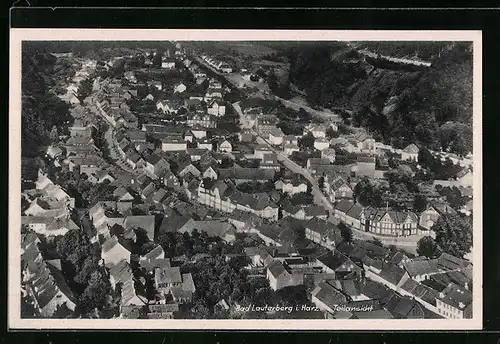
[
  {"x1": 21, "y1": 47, "x2": 73, "y2": 158},
  {"x1": 283, "y1": 42, "x2": 473, "y2": 155}
]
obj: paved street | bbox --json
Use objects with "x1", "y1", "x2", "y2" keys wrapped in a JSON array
[
  {"x1": 253, "y1": 133, "x2": 334, "y2": 212},
  {"x1": 233, "y1": 86, "x2": 334, "y2": 212},
  {"x1": 87, "y1": 98, "x2": 138, "y2": 175},
  {"x1": 232, "y1": 101, "x2": 252, "y2": 129}
]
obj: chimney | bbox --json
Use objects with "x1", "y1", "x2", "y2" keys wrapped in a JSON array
[
  {"x1": 439, "y1": 292, "x2": 445, "y2": 298},
  {"x1": 458, "y1": 302, "x2": 465, "y2": 309}
]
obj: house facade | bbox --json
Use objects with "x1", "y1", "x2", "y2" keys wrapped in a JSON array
[{"x1": 360, "y1": 209, "x2": 419, "y2": 237}]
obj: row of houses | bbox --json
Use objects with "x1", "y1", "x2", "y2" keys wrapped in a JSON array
[
  {"x1": 21, "y1": 232, "x2": 77, "y2": 317},
  {"x1": 197, "y1": 179, "x2": 279, "y2": 221},
  {"x1": 200, "y1": 55, "x2": 233, "y2": 73}
]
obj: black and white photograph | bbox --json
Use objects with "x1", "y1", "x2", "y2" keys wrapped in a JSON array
[{"x1": 9, "y1": 29, "x2": 482, "y2": 330}]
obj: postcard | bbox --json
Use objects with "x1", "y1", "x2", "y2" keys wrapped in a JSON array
[{"x1": 9, "y1": 29, "x2": 482, "y2": 330}]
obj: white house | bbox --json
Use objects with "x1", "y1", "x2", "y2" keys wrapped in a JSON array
[
  {"x1": 207, "y1": 100, "x2": 226, "y2": 117},
  {"x1": 173, "y1": 82, "x2": 187, "y2": 94},
  {"x1": 156, "y1": 100, "x2": 179, "y2": 114},
  {"x1": 191, "y1": 127, "x2": 207, "y2": 139},
  {"x1": 161, "y1": 137, "x2": 187, "y2": 152},
  {"x1": 308, "y1": 124, "x2": 326, "y2": 138},
  {"x1": 161, "y1": 61, "x2": 176, "y2": 69},
  {"x1": 314, "y1": 137, "x2": 330, "y2": 151},
  {"x1": 275, "y1": 179, "x2": 308, "y2": 195},
  {"x1": 456, "y1": 168, "x2": 473, "y2": 188},
  {"x1": 268, "y1": 127, "x2": 285, "y2": 146},
  {"x1": 101, "y1": 236, "x2": 131, "y2": 267},
  {"x1": 218, "y1": 140, "x2": 233, "y2": 153},
  {"x1": 401, "y1": 144, "x2": 419, "y2": 161}
]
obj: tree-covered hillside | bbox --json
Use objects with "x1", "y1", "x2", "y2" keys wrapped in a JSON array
[
  {"x1": 21, "y1": 48, "x2": 73, "y2": 158},
  {"x1": 285, "y1": 42, "x2": 473, "y2": 155}
]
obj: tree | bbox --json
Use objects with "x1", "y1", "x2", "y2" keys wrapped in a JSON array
[
  {"x1": 413, "y1": 194, "x2": 428, "y2": 213},
  {"x1": 354, "y1": 178, "x2": 383, "y2": 207},
  {"x1": 340, "y1": 225, "x2": 353, "y2": 243},
  {"x1": 432, "y1": 213, "x2": 472, "y2": 258},
  {"x1": 298, "y1": 132, "x2": 315, "y2": 150},
  {"x1": 79, "y1": 269, "x2": 112, "y2": 317},
  {"x1": 228, "y1": 255, "x2": 252, "y2": 270},
  {"x1": 326, "y1": 126, "x2": 339, "y2": 139},
  {"x1": 416, "y1": 236, "x2": 441, "y2": 259},
  {"x1": 76, "y1": 77, "x2": 94, "y2": 104}
]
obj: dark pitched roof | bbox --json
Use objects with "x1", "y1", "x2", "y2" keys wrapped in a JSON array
[
  {"x1": 312, "y1": 282, "x2": 347, "y2": 310},
  {"x1": 335, "y1": 199, "x2": 355, "y2": 213},
  {"x1": 385, "y1": 294, "x2": 424, "y2": 319},
  {"x1": 437, "y1": 282, "x2": 472, "y2": 309},
  {"x1": 304, "y1": 205, "x2": 327, "y2": 217},
  {"x1": 403, "y1": 259, "x2": 440, "y2": 277},
  {"x1": 145, "y1": 153, "x2": 164, "y2": 165},
  {"x1": 230, "y1": 191, "x2": 276, "y2": 211},
  {"x1": 346, "y1": 203, "x2": 364, "y2": 219},
  {"x1": 267, "y1": 260, "x2": 289, "y2": 279},
  {"x1": 438, "y1": 252, "x2": 471, "y2": 271},
  {"x1": 378, "y1": 264, "x2": 407, "y2": 286},
  {"x1": 360, "y1": 279, "x2": 392, "y2": 301},
  {"x1": 317, "y1": 250, "x2": 357, "y2": 272},
  {"x1": 155, "y1": 266, "x2": 182, "y2": 284}
]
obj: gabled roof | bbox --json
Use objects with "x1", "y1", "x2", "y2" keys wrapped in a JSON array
[
  {"x1": 229, "y1": 191, "x2": 277, "y2": 211},
  {"x1": 327, "y1": 279, "x2": 361, "y2": 298},
  {"x1": 305, "y1": 218, "x2": 341, "y2": 242},
  {"x1": 385, "y1": 251, "x2": 408, "y2": 265},
  {"x1": 102, "y1": 235, "x2": 123, "y2": 254},
  {"x1": 403, "y1": 143, "x2": 419, "y2": 153},
  {"x1": 124, "y1": 215, "x2": 155, "y2": 240},
  {"x1": 378, "y1": 264, "x2": 407, "y2": 286},
  {"x1": 312, "y1": 281, "x2": 347, "y2": 310},
  {"x1": 437, "y1": 252, "x2": 471, "y2": 271},
  {"x1": 109, "y1": 259, "x2": 133, "y2": 286},
  {"x1": 152, "y1": 188, "x2": 168, "y2": 203},
  {"x1": 267, "y1": 260, "x2": 289, "y2": 279},
  {"x1": 155, "y1": 266, "x2": 182, "y2": 284},
  {"x1": 437, "y1": 282, "x2": 472, "y2": 309},
  {"x1": 385, "y1": 294, "x2": 424, "y2": 319},
  {"x1": 346, "y1": 203, "x2": 364, "y2": 220},
  {"x1": 317, "y1": 250, "x2": 357, "y2": 272},
  {"x1": 335, "y1": 199, "x2": 355, "y2": 213},
  {"x1": 304, "y1": 205, "x2": 327, "y2": 217},
  {"x1": 307, "y1": 158, "x2": 331, "y2": 166},
  {"x1": 269, "y1": 127, "x2": 285, "y2": 137},
  {"x1": 428, "y1": 270, "x2": 472, "y2": 290},
  {"x1": 360, "y1": 279, "x2": 392, "y2": 301},
  {"x1": 403, "y1": 259, "x2": 440, "y2": 277},
  {"x1": 145, "y1": 153, "x2": 164, "y2": 165},
  {"x1": 142, "y1": 245, "x2": 164, "y2": 261}
]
